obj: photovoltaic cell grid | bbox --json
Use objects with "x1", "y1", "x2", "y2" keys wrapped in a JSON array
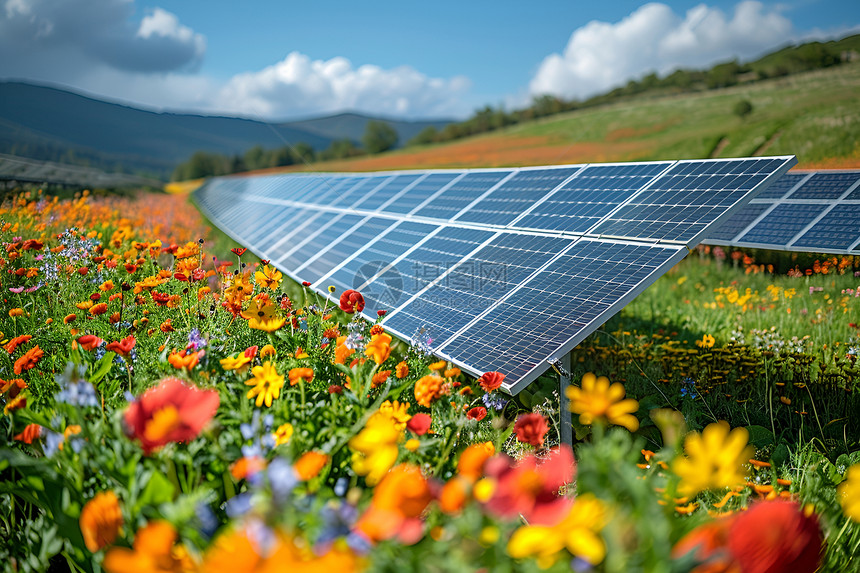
[
  {"x1": 193, "y1": 156, "x2": 795, "y2": 393},
  {"x1": 704, "y1": 169, "x2": 860, "y2": 254}
]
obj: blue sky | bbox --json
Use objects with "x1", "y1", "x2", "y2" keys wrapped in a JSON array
[{"x1": 1, "y1": 0, "x2": 858, "y2": 120}]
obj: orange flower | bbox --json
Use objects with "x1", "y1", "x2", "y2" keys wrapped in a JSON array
[
  {"x1": 8, "y1": 307, "x2": 24, "y2": 317},
  {"x1": 395, "y1": 361, "x2": 409, "y2": 378},
  {"x1": 4, "y1": 334, "x2": 32, "y2": 354},
  {"x1": 124, "y1": 377, "x2": 219, "y2": 455},
  {"x1": 230, "y1": 456, "x2": 266, "y2": 480},
  {"x1": 478, "y1": 371, "x2": 505, "y2": 392},
  {"x1": 13, "y1": 345, "x2": 44, "y2": 375},
  {"x1": 77, "y1": 334, "x2": 104, "y2": 351},
  {"x1": 288, "y1": 367, "x2": 314, "y2": 386},
  {"x1": 334, "y1": 336, "x2": 355, "y2": 364},
  {"x1": 514, "y1": 413, "x2": 549, "y2": 447},
  {"x1": 89, "y1": 303, "x2": 108, "y2": 316},
  {"x1": 80, "y1": 491, "x2": 123, "y2": 552},
  {"x1": 458, "y1": 442, "x2": 495, "y2": 482},
  {"x1": 444, "y1": 367, "x2": 461, "y2": 378},
  {"x1": 414, "y1": 375, "x2": 444, "y2": 408},
  {"x1": 64, "y1": 313, "x2": 77, "y2": 324},
  {"x1": 355, "y1": 464, "x2": 434, "y2": 544},
  {"x1": 168, "y1": 349, "x2": 203, "y2": 370},
  {"x1": 160, "y1": 319, "x2": 175, "y2": 333},
  {"x1": 365, "y1": 332, "x2": 392, "y2": 365},
  {"x1": 428, "y1": 360, "x2": 447, "y2": 371},
  {"x1": 103, "y1": 520, "x2": 195, "y2": 573},
  {"x1": 371, "y1": 370, "x2": 391, "y2": 388},
  {"x1": 12, "y1": 423, "x2": 41, "y2": 444},
  {"x1": 294, "y1": 451, "x2": 330, "y2": 480}
]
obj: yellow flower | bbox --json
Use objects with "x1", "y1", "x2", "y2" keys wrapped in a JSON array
[
  {"x1": 565, "y1": 373, "x2": 639, "y2": 432},
  {"x1": 364, "y1": 332, "x2": 392, "y2": 365},
  {"x1": 696, "y1": 334, "x2": 716, "y2": 348},
  {"x1": 839, "y1": 464, "x2": 860, "y2": 521},
  {"x1": 349, "y1": 416, "x2": 402, "y2": 486},
  {"x1": 241, "y1": 298, "x2": 285, "y2": 332},
  {"x1": 220, "y1": 353, "x2": 252, "y2": 374},
  {"x1": 370, "y1": 400, "x2": 412, "y2": 432},
  {"x1": 260, "y1": 344, "x2": 276, "y2": 358},
  {"x1": 428, "y1": 360, "x2": 447, "y2": 371},
  {"x1": 255, "y1": 264, "x2": 283, "y2": 290},
  {"x1": 507, "y1": 494, "x2": 607, "y2": 568},
  {"x1": 273, "y1": 423, "x2": 294, "y2": 446},
  {"x1": 245, "y1": 361, "x2": 285, "y2": 408},
  {"x1": 224, "y1": 272, "x2": 253, "y2": 302},
  {"x1": 673, "y1": 421, "x2": 753, "y2": 497}
]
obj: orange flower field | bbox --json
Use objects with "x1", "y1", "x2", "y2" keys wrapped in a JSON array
[{"x1": 0, "y1": 188, "x2": 858, "y2": 572}]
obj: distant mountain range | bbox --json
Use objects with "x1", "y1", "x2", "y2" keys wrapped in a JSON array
[{"x1": 0, "y1": 81, "x2": 453, "y2": 180}]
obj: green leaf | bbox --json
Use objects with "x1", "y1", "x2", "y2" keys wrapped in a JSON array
[
  {"x1": 134, "y1": 470, "x2": 175, "y2": 512},
  {"x1": 745, "y1": 425, "x2": 775, "y2": 449},
  {"x1": 90, "y1": 351, "x2": 117, "y2": 384}
]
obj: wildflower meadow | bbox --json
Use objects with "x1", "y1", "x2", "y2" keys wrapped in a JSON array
[{"x1": 1, "y1": 188, "x2": 858, "y2": 572}]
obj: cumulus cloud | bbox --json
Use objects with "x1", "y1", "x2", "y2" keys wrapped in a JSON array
[
  {"x1": 0, "y1": 0, "x2": 205, "y2": 75},
  {"x1": 530, "y1": 1, "x2": 794, "y2": 100},
  {"x1": 214, "y1": 51, "x2": 472, "y2": 120}
]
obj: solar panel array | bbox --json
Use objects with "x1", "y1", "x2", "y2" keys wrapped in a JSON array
[
  {"x1": 194, "y1": 156, "x2": 795, "y2": 393},
  {"x1": 704, "y1": 170, "x2": 860, "y2": 254}
]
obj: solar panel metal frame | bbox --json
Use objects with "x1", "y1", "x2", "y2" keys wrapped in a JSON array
[
  {"x1": 703, "y1": 169, "x2": 860, "y2": 254},
  {"x1": 194, "y1": 156, "x2": 796, "y2": 394}
]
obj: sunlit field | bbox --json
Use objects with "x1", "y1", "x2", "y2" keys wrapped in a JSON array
[{"x1": 1, "y1": 189, "x2": 858, "y2": 572}]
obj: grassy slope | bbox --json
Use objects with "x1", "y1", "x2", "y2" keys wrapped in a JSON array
[{"x1": 274, "y1": 62, "x2": 860, "y2": 173}]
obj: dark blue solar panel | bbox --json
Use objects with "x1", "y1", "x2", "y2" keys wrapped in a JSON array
[
  {"x1": 591, "y1": 158, "x2": 788, "y2": 242},
  {"x1": 282, "y1": 214, "x2": 364, "y2": 275},
  {"x1": 513, "y1": 163, "x2": 669, "y2": 233},
  {"x1": 325, "y1": 221, "x2": 438, "y2": 296},
  {"x1": 366, "y1": 226, "x2": 495, "y2": 317},
  {"x1": 384, "y1": 173, "x2": 462, "y2": 214},
  {"x1": 267, "y1": 212, "x2": 329, "y2": 261},
  {"x1": 439, "y1": 240, "x2": 685, "y2": 386},
  {"x1": 353, "y1": 174, "x2": 423, "y2": 211},
  {"x1": 788, "y1": 173, "x2": 860, "y2": 200},
  {"x1": 388, "y1": 233, "x2": 575, "y2": 346},
  {"x1": 415, "y1": 171, "x2": 511, "y2": 220},
  {"x1": 296, "y1": 176, "x2": 362, "y2": 205},
  {"x1": 253, "y1": 209, "x2": 320, "y2": 251},
  {"x1": 299, "y1": 217, "x2": 396, "y2": 283},
  {"x1": 244, "y1": 205, "x2": 293, "y2": 243},
  {"x1": 791, "y1": 205, "x2": 860, "y2": 251},
  {"x1": 847, "y1": 185, "x2": 860, "y2": 201},
  {"x1": 738, "y1": 203, "x2": 828, "y2": 245},
  {"x1": 456, "y1": 168, "x2": 579, "y2": 226},
  {"x1": 330, "y1": 177, "x2": 391, "y2": 208},
  {"x1": 707, "y1": 203, "x2": 772, "y2": 241}
]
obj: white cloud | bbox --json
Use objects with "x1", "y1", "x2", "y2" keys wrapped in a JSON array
[
  {"x1": 214, "y1": 51, "x2": 471, "y2": 120},
  {"x1": 0, "y1": 0, "x2": 205, "y2": 74},
  {"x1": 530, "y1": 1, "x2": 794, "y2": 100}
]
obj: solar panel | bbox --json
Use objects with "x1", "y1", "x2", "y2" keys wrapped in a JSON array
[
  {"x1": 194, "y1": 156, "x2": 795, "y2": 393},
  {"x1": 704, "y1": 169, "x2": 860, "y2": 254}
]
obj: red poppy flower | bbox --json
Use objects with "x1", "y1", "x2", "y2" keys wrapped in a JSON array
[
  {"x1": 124, "y1": 377, "x2": 220, "y2": 455},
  {"x1": 21, "y1": 239, "x2": 43, "y2": 251},
  {"x1": 674, "y1": 500, "x2": 822, "y2": 573},
  {"x1": 106, "y1": 335, "x2": 136, "y2": 358},
  {"x1": 231, "y1": 247, "x2": 247, "y2": 256},
  {"x1": 466, "y1": 406, "x2": 487, "y2": 421},
  {"x1": 478, "y1": 371, "x2": 505, "y2": 392},
  {"x1": 124, "y1": 263, "x2": 138, "y2": 273},
  {"x1": 152, "y1": 292, "x2": 171, "y2": 306},
  {"x1": 339, "y1": 289, "x2": 365, "y2": 314},
  {"x1": 244, "y1": 345, "x2": 259, "y2": 359},
  {"x1": 483, "y1": 445, "x2": 576, "y2": 525},
  {"x1": 302, "y1": 281, "x2": 311, "y2": 287},
  {"x1": 328, "y1": 384, "x2": 344, "y2": 394},
  {"x1": 77, "y1": 267, "x2": 89, "y2": 276},
  {"x1": 514, "y1": 412, "x2": 549, "y2": 447},
  {"x1": 173, "y1": 273, "x2": 188, "y2": 282},
  {"x1": 261, "y1": 259, "x2": 270, "y2": 265},
  {"x1": 377, "y1": 310, "x2": 387, "y2": 317},
  {"x1": 77, "y1": 334, "x2": 104, "y2": 351},
  {"x1": 163, "y1": 243, "x2": 179, "y2": 255},
  {"x1": 406, "y1": 413, "x2": 432, "y2": 436}
]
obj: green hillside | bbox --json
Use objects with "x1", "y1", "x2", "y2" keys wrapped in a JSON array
[{"x1": 304, "y1": 62, "x2": 860, "y2": 173}]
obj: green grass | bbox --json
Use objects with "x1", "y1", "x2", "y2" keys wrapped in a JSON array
[{"x1": 486, "y1": 63, "x2": 860, "y2": 165}]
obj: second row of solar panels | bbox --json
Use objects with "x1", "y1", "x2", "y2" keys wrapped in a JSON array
[{"x1": 704, "y1": 170, "x2": 860, "y2": 253}]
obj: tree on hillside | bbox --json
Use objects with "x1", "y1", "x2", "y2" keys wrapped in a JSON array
[
  {"x1": 362, "y1": 121, "x2": 398, "y2": 154},
  {"x1": 407, "y1": 126, "x2": 439, "y2": 147},
  {"x1": 733, "y1": 100, "x2": 754, "y2": 120}
]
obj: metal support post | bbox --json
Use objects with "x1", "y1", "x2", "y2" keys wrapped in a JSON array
[{"x1": 559, "y1": 351, "x2": 573, "y2": 447}]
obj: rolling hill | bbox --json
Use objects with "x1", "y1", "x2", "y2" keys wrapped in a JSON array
[
  {"x1": 276, "y1": 62, "x2": 860, "y2": 173},
  {"x1": 0, "y1": 82, "x2": 452, "y2": 179}
]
